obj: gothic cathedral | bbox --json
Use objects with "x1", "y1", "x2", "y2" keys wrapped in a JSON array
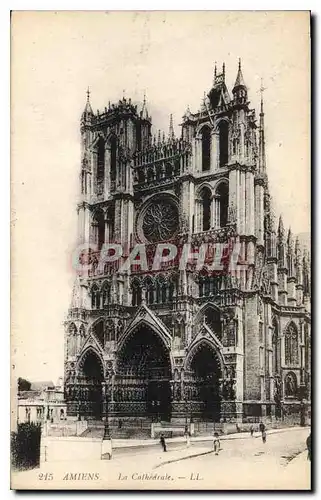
[{"x1": 64, "y1": 61, "x2": 311, "y2": 424}]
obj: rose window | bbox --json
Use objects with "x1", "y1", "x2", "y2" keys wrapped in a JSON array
[{"x1": 142, "y1": 200, "x2": 179, "y2": 242}]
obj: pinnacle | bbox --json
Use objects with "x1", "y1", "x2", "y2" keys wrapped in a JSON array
[
  {"x1": 83, "y1": 87, "x2": 93, "y2": 115},
  {"x1": 233, "y1": 58, "x2": 246, "y2": 90}
]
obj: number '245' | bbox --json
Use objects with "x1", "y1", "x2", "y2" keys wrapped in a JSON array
[{"x1": 38, "y1": 473, "x2": 53, "y2": 480}]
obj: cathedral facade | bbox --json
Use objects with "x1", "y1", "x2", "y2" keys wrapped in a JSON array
[{"x1": 64, "y1": 61, "x2": 311, "y2": 424}]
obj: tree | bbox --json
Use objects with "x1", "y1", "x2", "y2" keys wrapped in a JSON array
[{"x1": 17, "y1": 377, "x2": 31, "y2": 392}]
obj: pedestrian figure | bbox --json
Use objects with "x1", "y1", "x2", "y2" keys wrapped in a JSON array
[
  {"x1": 213, "y1": 432, "x2": 220, "y2": 455},
  {"x1": 186, "y1": 431, "x2": 191, "y2": 448},
  {"x1": 236, "y1": 423, "x2": 241, "y2": 433},
  {"x1": 259, "y1": 421, "x2": 265, "y2": 434},
  {"x1": 250, "y1": 424, "x2": 254, "y2": 437},
  {"x1": 262, "y1": 430, "x2": 267, "y2": 444},
  {"x1": 184, "y1": 427, "x2": 191, "y2": 448},
  {"x1": 160, "y1": 433, "x2": 167, "y2": 452},
  {"x1": 306, "y1": 433, "x2": 311, "y2": 461}
]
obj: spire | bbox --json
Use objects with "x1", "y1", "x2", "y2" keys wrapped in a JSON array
[
  {"x1": 269, "y1": 197, "x2": 276, "y2": 232},
  {"x1": 168, "y1": 114, "x2": 175, "y2": 140},
  {"x1": 295, "y1": 237, "x2": 302, "y2": 262},
  {"x1": 287, "y1": 228, "x2": 294, "y2": 251},
  {"x1": 258, "y1": 78, "x2": 266, "y2": 172},
  {"x1": 140, "y1": 92, "x2": 149, "y2": 120},
  {"x1": 233, "y1": 58, "x2": 246, "y2": 90},
  {"x1": 83, "y1": 87, "x2": 93, "y2": 115},
  {"x1": 214, "y1": 61, "x2": 217, "y2": 81},
  {"x1": 222, "y1": 62, "x2": 225, "y2": 79},
  {"x1": 278, "y1": 215, "x2": 285, "y2": 240}
]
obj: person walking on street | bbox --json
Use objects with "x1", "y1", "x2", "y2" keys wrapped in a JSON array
[
  {"x1": 185, "y1": 429, "x2": 191, "y2": 448},
  {"x1": 306, "y1": 433, "x2": 311, "y2": 461},
  {"x1": 160, "y1": 433, "x2": 167, "y2": 452},
  {"x1": 250, "y1": 424, "x2": 254, "y2": 437},
  {"x1": 262, "y1": 429, "x2": 267, "y2": 444},
  {"x1": 213, "y1": 432, "x2": 220, "y2": 455},
  {"x1": 259, "y1": 421, "x2": 265, "y2": 434}
]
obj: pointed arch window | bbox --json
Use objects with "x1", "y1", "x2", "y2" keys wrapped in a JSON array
[
  {"x1": 215, "y1": 182, "x2": 229, "y2": 227},
  {"x1": 285, "y1": 323, "x2": 299, "y2": 365},
  {"x1": 155, "y1": 277, "x2": 167, "y2": 304},
  {"x1": 168, "y1": 277, "x2": 177, "y2": 302},
  {"x1": 201, "y1": 126, "x2": 211, "y2": 171},
  {"x1": 199, "y1": 276, "x2": 222, "y2": 297},
  {"x1": 272, "y1": 319, "x2": 279, "y2": 374},
  {"x1": 110, "y1": 137, "x2": 117, "y2": 183},
  {"x1": 102, "y1": 283, "x2": 111, "y2": 306},
  {"x1": 97, "y1": 137, "x2": 105, "y2": 185},
  {"x1": 145, "y1": 279, "x2": 154, "y2": 305},
  {"x1": 92, "y1": 209, "x2": 105, "y2": 250},
  {"x1": 218, "y1": 121, "x2": 229, "y2": 167},
  {"x1": 200, "y1": 187, "x2": 212, "y2": 231},
  {"x1": 91, "y1": 285, "x2": 100, "y2": 309},
  {"x1": 131, "y1": 281, "x2": 142, "y2": 307}
]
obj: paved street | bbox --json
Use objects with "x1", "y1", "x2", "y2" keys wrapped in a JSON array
[
  {"x1": 11, "y1": 428, "x2": 311, "y2": 490},
  {"x1": 157, "y1": 428, "x2": 311, "y2": 490}
]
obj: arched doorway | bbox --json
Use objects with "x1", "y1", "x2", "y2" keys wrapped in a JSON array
[
  {"x1": 117, "y1": 326, "x2": 172, "y2": 421},
  {"x1": 188, "y1": 343, "x2": 222, "y2": 421},
  {"x1": 79, "y1": 350, "x2": 104, "y2": 419}
]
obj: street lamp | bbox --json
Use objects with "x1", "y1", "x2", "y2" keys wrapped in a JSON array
[
  {"x1": 103, "y1": 372, "x2": 113, "y2": 440},
  {"x1": 184, "y1": 396, "x2": 188, "y2": 430},
  {"x1": 102, "y1": 369, "x2": 113, "y2": 460}
]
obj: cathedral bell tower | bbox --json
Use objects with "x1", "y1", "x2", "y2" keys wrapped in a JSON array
[{"x1": 78, "y1": 92, "x2": 152, "y2": 251}]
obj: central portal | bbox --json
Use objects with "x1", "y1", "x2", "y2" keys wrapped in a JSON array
[{"x1": 116, "y1": 326, "x2": 172, "y2": 421}]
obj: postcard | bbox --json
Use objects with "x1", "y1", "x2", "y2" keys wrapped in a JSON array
[{"x1": 11, "y1": 10, "x2": 311, "y2": 490}]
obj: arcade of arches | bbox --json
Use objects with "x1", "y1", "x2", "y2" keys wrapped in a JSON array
[{"x1": 65, "y1": 326, "x2": 232, "y2": 422}]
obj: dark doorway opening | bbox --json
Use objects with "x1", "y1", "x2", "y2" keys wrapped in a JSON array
[
  {"x1": 81, "y1": 351, "x2": 104, "y2": 419},
  {"x1": 190, "y1": 344, "x2": 221, "y2": 421},
  {"x1": 117, "y1": 326, "x2": 172, "y2": 421}
]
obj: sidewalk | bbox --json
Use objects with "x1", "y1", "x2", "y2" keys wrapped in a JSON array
[{"x1": 111, "y1": 425, "x2": 309, "y2": 449}]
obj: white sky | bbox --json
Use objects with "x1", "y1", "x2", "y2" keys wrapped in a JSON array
[{"x1": 11, "y1": 11, "x2": 310, "y2": 383}]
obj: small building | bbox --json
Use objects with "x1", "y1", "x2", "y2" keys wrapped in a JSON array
[{"x1": 17, "y1": 381, "x2": 67, "y2": 424}]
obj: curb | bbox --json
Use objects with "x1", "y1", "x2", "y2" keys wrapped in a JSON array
[{"x1": 154, "y1": 449, "x2": 214, "y2": 469}]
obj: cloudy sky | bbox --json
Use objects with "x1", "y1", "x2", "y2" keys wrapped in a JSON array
[{"x1": 11, "y1": 11, "x2": 310, "y2": 383}]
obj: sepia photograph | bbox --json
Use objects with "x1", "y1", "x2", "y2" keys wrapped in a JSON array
[{"x1": 10, "y1": 10, "x2": 311, "y2": 490}]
